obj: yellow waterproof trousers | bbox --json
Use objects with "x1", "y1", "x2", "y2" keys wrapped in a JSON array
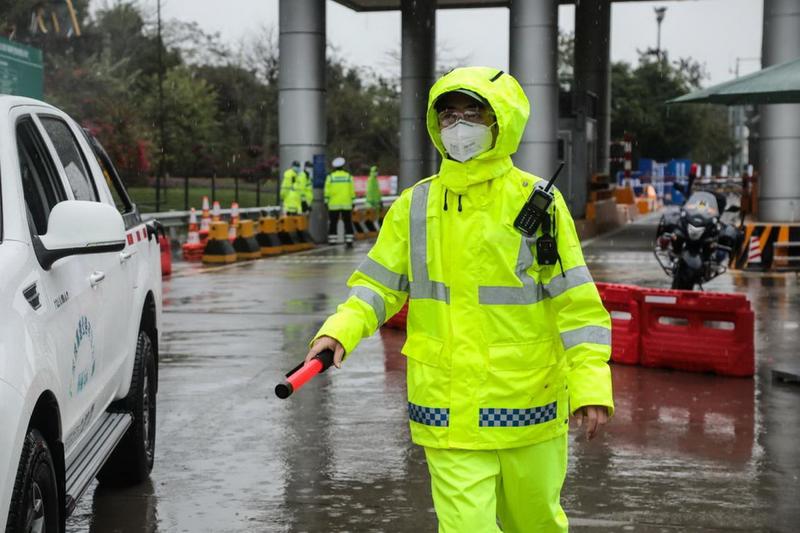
[{"x1": 424, "y1": 434, "x2": 568, "y2": 533}]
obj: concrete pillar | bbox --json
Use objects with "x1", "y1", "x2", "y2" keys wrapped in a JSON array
[
  {"x1": 279, "y1": 0, "x2": 326, "y2": 238},
  {"x1": 759, "y1": 0, "x2": 800, "y2": 222},
  {"x1": 574, "y1": 0, "x2": 611, "y2": 174},
  {"x1": 509, "y1": 0, "x2": 559, "y2": 180},
  {"x1": 399, "y1": 0, "x2": 437, "y2": 191}
]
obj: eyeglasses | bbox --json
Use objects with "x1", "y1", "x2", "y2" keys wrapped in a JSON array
[{"x1": 437, "y1": 108, "x2": 495, "y2": 128}]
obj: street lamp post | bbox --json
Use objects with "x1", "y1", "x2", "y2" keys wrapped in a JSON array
[
  {"x1": 654, "y1": 7, "x2": 667, "y2": 62},
  {"x1": 156, "y1": 0, "x2": 166, "y2": 213}
]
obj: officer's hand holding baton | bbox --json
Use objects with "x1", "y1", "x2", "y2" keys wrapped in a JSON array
[
  {"x1": 274, "y1": 337, "x2": 345, "y2": 399},
  {"x1": 306, "y1": 336, "x2": 345, "y2": 369}
]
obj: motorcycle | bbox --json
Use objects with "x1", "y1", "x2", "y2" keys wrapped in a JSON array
[{"x1": 654, "y1": 191, "x2": 743, "y2": 290}]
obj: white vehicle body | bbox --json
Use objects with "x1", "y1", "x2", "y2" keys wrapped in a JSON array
[{"x1": 0, "y1": 95, "x2": 162, "y2": 530}]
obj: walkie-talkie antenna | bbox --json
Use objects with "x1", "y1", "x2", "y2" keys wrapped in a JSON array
[{"x1": 543, "y1": 161, "x2": 565, "y2": 193}]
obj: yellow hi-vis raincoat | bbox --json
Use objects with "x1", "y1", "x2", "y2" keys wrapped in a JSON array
[
  {"x1": 315, "y1": 67, "x2": 613, "y2": 451},
  {"x1": 298, "y1": 170, "x2": 313, "y2": 205},
  {"x1": 281, "y1": 167, "x2": 303, "y2": 214},
  {"x1": 324, "y1": 169, "x2": 356, "y2": 210}
]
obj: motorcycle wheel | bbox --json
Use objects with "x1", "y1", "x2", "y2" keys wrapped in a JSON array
[{"x1": 671, "y1": 266, "x2": 696, "y2": 290}]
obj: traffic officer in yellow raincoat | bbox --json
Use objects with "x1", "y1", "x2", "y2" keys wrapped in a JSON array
[
  {"x1": 300, "y1": 161, "x2": 314, "y2": 212},
  {"x1": 307, "y1": 67, "x2": 613, "y2": 532},
  {"x1": 280, "y1": 160, "x2": 303, "y2": 214},
  {"x1": 324, "y1": 157, "x2": 356, "y2": 247}
]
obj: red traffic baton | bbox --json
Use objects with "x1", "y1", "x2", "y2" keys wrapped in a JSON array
[{"x1": 275, "y1": 349, "x2": 335, "y2": 399}]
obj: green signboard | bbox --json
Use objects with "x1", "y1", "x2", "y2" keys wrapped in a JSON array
[{"x1": 0, "y1": 37, "x2": 44, "y2": 100}]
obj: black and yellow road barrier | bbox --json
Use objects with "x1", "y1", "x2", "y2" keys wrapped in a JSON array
[
  {"x1": 233, "y1": 219, "x2": 262, "y2": 260},
  {"x1": 352, "y1": 209, "x2": 368, "y2": 241},
  {"x1": 293, "y1": 215, "x2": 315, "y2": 251},
  {"x1": 278, "y1": 216, "x2": 305, "y2": 253},
  {"x1": 257, "y1": 217, "x2": 284, "y2": 256},
  {"x1": 734, "y1": 222, "x2": 800, "y2": 271},
  {"x1": 363, "y1": 208, "x2": 379, "y2": 238},
  {"x1": 202, "y1": 221, "x2": 237, "y2": 264}
]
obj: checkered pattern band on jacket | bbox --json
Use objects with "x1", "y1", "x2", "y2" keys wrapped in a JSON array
[
  {"x1": 478, "y1": 402, "x2": 558, "y2": 427},
  {"x1": 408, "y1": 402, "x2": 450, "y2": 427}
]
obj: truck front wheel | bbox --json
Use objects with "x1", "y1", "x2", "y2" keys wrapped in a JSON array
[
  {"x1": 97, "y1": 330, "x2": 156, "y2": 486},
  {"x1": 5, "y1": 429, "x2": 60, "y2": 533}
]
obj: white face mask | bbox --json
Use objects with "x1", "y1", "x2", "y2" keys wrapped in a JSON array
[{"x1": 440, "y1": 120, "x2": 494, "y2": 163}]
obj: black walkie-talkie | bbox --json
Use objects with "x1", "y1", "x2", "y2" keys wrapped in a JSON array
[{"x1": 513, "y1": 162, "x2": 565, "y2": 237}]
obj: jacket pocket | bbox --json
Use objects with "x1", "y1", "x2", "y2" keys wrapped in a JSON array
[
  {"x1": 402, "y1": 334, "x2": 444, "y2": 368},
  {"x1": 488, "y1": 338, "x2": 557, "y2": 372}
]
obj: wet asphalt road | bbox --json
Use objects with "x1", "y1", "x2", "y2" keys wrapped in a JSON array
[{"x1": 67, "y1": 213, "x2": 800, "y2": 532}]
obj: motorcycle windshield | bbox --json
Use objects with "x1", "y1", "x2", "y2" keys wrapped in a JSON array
[{"x1": 684, "y1": 192, "x2": 719, "y2": 219}]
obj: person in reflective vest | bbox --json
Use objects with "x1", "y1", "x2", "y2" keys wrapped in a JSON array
[
  {"x1": 280, "y1": 160, "x2": 303, "y2": 215},
  {"x1": 299, "y1": 161, "x2": 314, "y2": 212},
  {"x1": 324, "y1": 157, "x2": 356, "y2": 247},
  {"x1": 306, "y1": 67, "x2": 614, "y2": 532},
  {"x1": 365, "y1": 165, "x2": 383, "y2": 211}
]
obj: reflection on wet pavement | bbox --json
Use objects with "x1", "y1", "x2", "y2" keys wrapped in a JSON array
[{"x1": 67, "y1": 219, "x2": 799, "y2": 532}]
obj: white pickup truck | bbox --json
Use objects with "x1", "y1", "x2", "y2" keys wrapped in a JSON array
[{"x1": 0, "y1": 96, "x2": 162, "y2": 532}]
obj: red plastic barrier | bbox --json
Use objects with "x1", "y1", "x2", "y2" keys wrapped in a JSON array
[
  {"x1": 384, "y1": 301, "x2": 408, "y2": 330},
  {"x1": 639, "y1": 288, "x2": 754, "y2": 377},
  {"x1": 159, "y1": 235, "x2": 172, "y2": 277},
  {"x1": 595, "y1": 282, "x2": 641, "y2": 365}
]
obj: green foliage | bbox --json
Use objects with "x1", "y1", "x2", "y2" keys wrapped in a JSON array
[
  {"x1": 327, "y1": 60, "x2": 399, "y2": 174},
  {"x1": 4, "y1": 1, "x2": 400, "y2": 181},
  {"x1": 45, "y1": 49, "x2": 150, "y2": 181},
  {"x1": 143, "y1": 67, "x2": 220, "y2": 177},
  {"x1": 194, "y1": 63, "x2": 277, "y2": 178},
  {"x1": 611, "y1": 55, "x2": 735, "y2": 164}
]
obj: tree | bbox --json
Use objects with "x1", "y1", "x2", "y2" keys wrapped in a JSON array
[
  {"x1": 92, "y1": 1, "x2": 181, "y2": 81},
  {"x1": 195, "y1": 63, "x2": 274, "y2": 178},
  {"x1": 558, "y1": 30, "x2": 575, "y2": 92},
  {"x1": 611, "y1": 54, "x2": 734, "y2": 164},
  {"x1": 142, "y1": 67, "x2": 220, "y2": 176},
  {"x1": 326, "y1": 58, "x2": 399, "y2": 174},
  {"x1": 45, "y1": 49, "x2": 151, "y2": 182}
]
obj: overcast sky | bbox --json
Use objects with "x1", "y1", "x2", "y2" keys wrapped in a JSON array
[{"x1": 135, "y1": 0, "x2": 764, "y2": 85}]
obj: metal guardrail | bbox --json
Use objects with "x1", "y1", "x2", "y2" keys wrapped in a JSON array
[{"x1": 141, "y1": 196, "x2": 399, "y2": 227}]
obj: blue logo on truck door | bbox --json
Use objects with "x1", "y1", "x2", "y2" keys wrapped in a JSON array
[{"x1": 70, "y1": 316, "x2": 96, "y2": 397}]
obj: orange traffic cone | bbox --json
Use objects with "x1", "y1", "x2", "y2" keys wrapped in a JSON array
[
  {"x1": 187, "y1": 208, "x2": 200, "y2": 244},
  {"x1": 212, "y1": 200, "x2": 221, "y2": 222},
  {"x1": 200, "y1": 196, "x2": 211, "y2": 238},
  {"x1": 182, "y1": 208, "x2": 204, "y2": 261}
]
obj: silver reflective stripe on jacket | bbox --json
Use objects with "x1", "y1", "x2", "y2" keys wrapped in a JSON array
[
  {"x1": 409, "y1": 181, "x2": 450, "y2": 303},
  {"x1": 479, "y1": 235, "x2": 595, "y2": 305},
  {"x1": 357, "y1": 256, "x2": 409, "y2": 293},
  {"x1": 560, "y1": 325, "x2": 611, "y2": 350},
  {"x1": 543, "y1": 265, "x2": 594, "y2": 299},
  {"x1": 350, "y1": 285, "x2": 387, "y2": 326},
  {"x1": 479, "y1": 236, "x2": 543, "y2": 304}
]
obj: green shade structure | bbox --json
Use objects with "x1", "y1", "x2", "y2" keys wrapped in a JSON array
[{"x1": 669, "y1": 57, "x2": 800, "y2": 106}]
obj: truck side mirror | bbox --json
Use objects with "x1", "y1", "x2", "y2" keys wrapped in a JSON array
[{"x1": 34, "y1": 201, "x2": 126, "y2": 270}]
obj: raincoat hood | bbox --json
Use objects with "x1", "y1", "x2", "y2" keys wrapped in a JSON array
[{"x1": 427, "y1": 67, "x2": 530, "y2": 194}]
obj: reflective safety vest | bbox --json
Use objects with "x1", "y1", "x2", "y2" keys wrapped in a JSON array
[
  {"x1": 297, "y1": 170, "x2": 313, "y2": 204},
  {"x1": 366, "y1": 166, "x2": 382, "y2": 210},
  {"x1": 324, "y1": 170, "x2": 355, "y2": 210},
  {"x1": 281, "y1": 168, "x2": 303, "y2": 214},
  {"x1": 315, "y1": 66, "x2": 613, "y2": 450}
]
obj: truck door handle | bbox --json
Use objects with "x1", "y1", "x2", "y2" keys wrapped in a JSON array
[
  {"x1": 89, "y1": 271, "x2": 106, "y2": 287},
  {"x1": 119, "y1": 250, "x2": 134, "y2": 264}
]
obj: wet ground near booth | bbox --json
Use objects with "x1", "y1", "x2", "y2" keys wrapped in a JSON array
[{"x1": 66, "y1": 214, "x2": 800, "y2": 532}]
